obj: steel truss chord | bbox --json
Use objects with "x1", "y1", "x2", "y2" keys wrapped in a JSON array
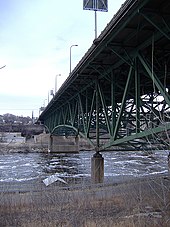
[
  {"x1": 138, "y1": 53, "x2": 170, "y2": 107},
  {"x1": 140, "y1": 11, "x2": 170, "y2": 40}
]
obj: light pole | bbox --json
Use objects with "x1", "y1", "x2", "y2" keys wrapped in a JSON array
[
  {"x1": 70, "y1": 44, "x2": 78, "y2": 74},
  {"x1": 55, "y1": 74, "x2": 61, "y2": 94},
  {"x1": 43, "y1": 99, "x2": 47, "y2": 107},
  {"x1": 0, "y1": 65, "x2": 6, "y2": 69}
]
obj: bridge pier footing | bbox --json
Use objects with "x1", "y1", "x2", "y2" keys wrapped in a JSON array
[
  {"x1": 91, "y1": 152, "x2": 104, "y2": 183},
  {"x1": 48, "y1": 134, "x2": 79, "y2": 153},
  {"x1": 48, "y1": 135, "x2": 53, "y2": 152}
]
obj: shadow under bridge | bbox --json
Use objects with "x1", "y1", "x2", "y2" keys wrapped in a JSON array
[{"x1": 39, "y1": 0, "x2": 170, "y2": 152}]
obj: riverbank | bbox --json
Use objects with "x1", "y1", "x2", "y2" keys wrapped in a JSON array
[
  {"x1": 0, "y1": 174, "x2": 169, "y2": 226},
  {"x1": 0, "y1": 140, "x2": 48, "y2": 153}
]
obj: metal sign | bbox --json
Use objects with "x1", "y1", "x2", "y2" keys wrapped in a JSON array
[{"x1": 83, "y1": 0, "x2": 108, "y2": 12}]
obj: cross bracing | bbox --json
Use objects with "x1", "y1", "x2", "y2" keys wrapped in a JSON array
[{"x1": 39, "y1": 0, "x2": 170, "y2": 151}]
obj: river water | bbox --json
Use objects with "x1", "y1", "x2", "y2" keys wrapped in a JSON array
[{"x1": 0, "y1": 149, "x2": 169, "y2": 185}]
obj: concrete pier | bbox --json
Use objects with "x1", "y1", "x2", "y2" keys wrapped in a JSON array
[
  {"x1": 48, "y1": 135, "x2": 79, "y2": 153},
  {"x1": 91, "y1": 152, "x2": 104, "y2": 183}
]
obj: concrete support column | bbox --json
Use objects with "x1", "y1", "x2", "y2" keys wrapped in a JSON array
[
  {"x1": 48, "y1": 134, "x2": 53, "y2": 152},
  {"x1": 48, "y1": 135, "x2": 79, "y2": 153},
  {"x1": 75, "y1": 135, "x2": 79, "y2": 146},
  {"x1": 91, "y1": 152, "x2": 104, "y2": 183}
]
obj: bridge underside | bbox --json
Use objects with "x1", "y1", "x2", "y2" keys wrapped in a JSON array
[{"x1": 39, "y1": 0, "x2": 170, "y2": 151}]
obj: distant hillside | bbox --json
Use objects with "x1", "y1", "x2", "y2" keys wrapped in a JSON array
[
  {"x1": 0, "y1": 113, "x2": 44, "y2": 138},
  {"x1": 0, "y1": 113, "x2": 34, "y2": 124},
  {"x1": 0, "y1": 123, "x2": 44, "y2": 138}
]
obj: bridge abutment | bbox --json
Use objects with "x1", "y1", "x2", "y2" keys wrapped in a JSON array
[
  {"x1": 48, "y1": 134, "x2": 79, "y2": 153},
  {"x1": 91, "y1": 152, "x2": 104, "y2": 183}
]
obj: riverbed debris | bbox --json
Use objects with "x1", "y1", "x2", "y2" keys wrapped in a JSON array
[{"x1": 43, "y1": 174, "x2": 68, "y2": 186}]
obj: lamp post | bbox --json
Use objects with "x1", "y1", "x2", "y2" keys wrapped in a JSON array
[
  {"x1": 70, "y1": 44, "x2": 78, "y2": 74},
  {"x1": 0, "y1": 65, "x2": 6, "y2": 69},
  {"x1": 43, "y1": 99, "x2": 47, "y2": 107},
  {"x1": 55, "y1": 74, "x2": 61, "y2": 94}
]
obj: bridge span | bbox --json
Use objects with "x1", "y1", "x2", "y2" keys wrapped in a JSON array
[{"x1": 39, "y1": 0, "x2": 170, "y2": 182}]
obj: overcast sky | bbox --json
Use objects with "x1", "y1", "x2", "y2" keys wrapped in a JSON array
[{"x1": 0, "y1": 0, "x2": 125, "y2": 118}]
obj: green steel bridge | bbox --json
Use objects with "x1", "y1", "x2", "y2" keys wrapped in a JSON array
[{"x1": 39, "y1": 0, "x2": 170, "y2": 152}]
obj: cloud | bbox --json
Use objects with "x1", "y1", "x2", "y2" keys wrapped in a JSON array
[{"x1": 0, "y1": 0, "x2": 126, "y2": 117}]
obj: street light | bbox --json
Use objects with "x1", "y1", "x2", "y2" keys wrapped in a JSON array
[
  {"x1": 0, "y1": 65, "x2": 6, "y2": 69},
  {"x1": 43, "y1": 99, "x2": 47, "y2": 107},
  {"x1": 55, "y1": 74, "x2": 61, "y2": 94},
  {"x1": 70, "y1": 44, "x2": 78, "y2": 74},
  {"x1": 48, "y1": 89, "x2": 54, "y2": 103}
]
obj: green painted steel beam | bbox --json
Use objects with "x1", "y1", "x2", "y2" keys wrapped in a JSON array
[
  {"x1": 98, "y1": 83, "x2": 112, "y2": 137},
  {"x1": 135, "y1": 58, "x2": 140, "y2": 133},
  {"x1": 111, "y1": 71, "x2": 116, "y2": 136},
  {"x1": 109, "y1": 48, "x2": 134, "y2": 68},
  {"x1": 140, "y1": 12, "x2": 170, "y2": 40},
  {"x1": 95, "y1": 78, "x2": 100, "y2": 151},
  {"x1": 138, "y1": 54, "x2": 170, "y2": 107},
  {"x1": 113, "y1": 66, "x2": 134, "y2": 140},
  {"x1": 78, "y1": 94, "x2": 87, "y2": 135},
  {"x1": 87, "y1": 90, "x2": 96, "y2": 137},
  {"x1": 101, "y1": 122, "x2": 170, "y2": 150}
]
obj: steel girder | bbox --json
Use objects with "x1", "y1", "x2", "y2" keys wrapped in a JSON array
[{"x1": 39, "y1": 0, "x2": 170, "y2": 151}]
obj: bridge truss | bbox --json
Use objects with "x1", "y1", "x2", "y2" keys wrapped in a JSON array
[{"x1": 39, "y1": 0, "x2": 170, "y2": 151}]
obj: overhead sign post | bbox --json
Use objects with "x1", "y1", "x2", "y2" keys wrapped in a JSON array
[
  {"x1": 83, "y1": 0, "x2": 108, "y2": 39},
  {"x1": 83, "y1": 0, "x2": 108, "y2": 11}
]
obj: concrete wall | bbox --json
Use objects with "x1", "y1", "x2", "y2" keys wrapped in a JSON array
[
  {"x1": 0, "y1": 132, "x2": 25, "y2": 143},
  {"x1": 48, "y1": 135, "x2": 79, "y2": 153}
]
